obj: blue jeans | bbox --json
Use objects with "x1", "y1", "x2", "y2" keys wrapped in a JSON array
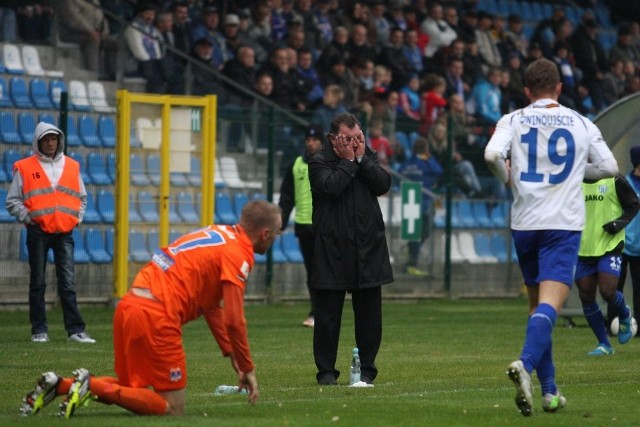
[{"x1": 26, "y1": 224, "x2": 86, "y2": 336}]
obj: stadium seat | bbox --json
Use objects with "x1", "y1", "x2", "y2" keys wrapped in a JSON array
[
  {"x1": 84, "y1": 228, "x2": 111, "y2": 263},
  {"x1": 129, "y1": 230, "x2": 151, "y2": 262},
  {"x1": 106, "y1": 152, "x2": 116, "y2": 183},
  {"x1": 22, "y1": 45, "x2": 63, "y2": 77},
  {"x1": 233, "y1": 191, "x2": 249, "y2": 222},
  {"x1": 219, "y1": 156, "x2": 262, "y2": 189},
  {"x1": 489, "y1": 201, "x2": 509, "y2": 228},
  {"x1": 138, "y1": 191, "x2": 159, "y2": 223},
  {"x1": 490, "y1": 232, "x2": 509, "y2": 263},
  {"x1": 147, "y1": 153, "x2": 161, "y2": 186},
  {"x1": 19, "y1": 228, "x2": 29, "y2": 261},
  {"x1": 271, "y1": 235, "x2": 288, "y2": 263},
  {"x1": 2, "y1": 43, "x2": 24, "y2": 74},
  {"x1": 83, "y1": 191, "x2": 101, "y2": 224},
  {"x1": 0, "y1": 77, "x2": 12, "y2": 107},
  {"x1": 0, "y1": 162, "x2": 8, "y2": 184},
  {"x1": 49, "y1": 79, "x2": 66, "y2": 109},
  {"x1": 281, "y1": 231, "x2": 304, "y2": 263},
  {"x1": 147, "y1": 229, "x2": 159, "y2": 254},
  {"x1": 177, "y1": 191, "x2": 199, "y2": 223},
  {"x1": 87, "y1": 152, "x2": 111, "y2": 185},
  {"x1": 471, "y1": 201, "x2": 493, "y2": 228},
  {"x1": 129, "y1": 192, "x2": 143, "y2": 223},
  {"x1": 105, "y1": 228, "x2": 114, "y2": 258},
  {"x1": 87, "y1": 81, "x2": 116, "y2": 113},
  {"x1": 72, "y1": 229, "x2": 90, "y2": 264},
  {"x1": 68, "y1": 151, "x2": 91, "y2": 185},
  {"x1": 215, "y1": 192, "x2": 237, "y2": 224},
  {"x1": 68, "y1": 80, "x2": 91, "y2": 111},
  {"x1": 0, "y1": 111, "x2": 21, "y2": 144},
  {"x1": 457, "y1": 231, "x2": 484, "y2": 264},
  {"x1": 437, "y1": 233, "x2": 465, "y2": 263},
  {"x1": 455, "y1": 200, "x2": 478, "y2": 228},
  {"x1": 0, "y1": 189, "x2": 14, "y2": 222},
  {"x1": 473, "y1": 233, "x2": 499, "y2": 263},
  {"x1": 130, "y1": 153, "x2": 150, "y2": 186},
  {"x1": 78, "y1": 114, "x2": 101, "y2": 147},
  {"x1": 3, "y1": 148, "x2": 23, "y2": 178},
  {"x1": 129, "y1": 126, "x2": 142, "y2": 148},
  {"x1": 17, "y1": 112, "x2": 36, "y2": 145},
  {"x1": 187, "y1": 155, "x2": 202, "y2": 187},
  {"x1": 37, "y1": 112, "x2": 56, "y2": 126},
  {"x1": 170, "y1": 169, "x2": 190, "y2": 187},
  {"x1": 214, "y1": 157, "x2": 226, "y2": 188},
  {"x1": 9, "y1": 76, "x2": 33, "y2": 109},
  {"x1": 97, "y1": 115, "x2": 116, "y2": 148},
  {"x1": 169, "y1": 194, "x2": 182, "y2": 224},
  {"x1": 96, "y1": 190, "x2": 115, "y2": 223},
  {"x1": 135, "y1": 117, "x2": 161, "y2": 149},
  {"x1": 65, "y1": 115, "x2": 81, "y2": 147}
]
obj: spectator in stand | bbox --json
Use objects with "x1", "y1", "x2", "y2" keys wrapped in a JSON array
[
  {"x1": 448, "y1": 93, "x2": 478, "y2": 157},
  {"x1": 294, "y1": 0, "x2": 321, "y2": 54},
  {"x1": 296, "y1": 46, "x2": 324, "y2": 109},
  {"x1": 318, "y1": 55, "x2": 355, "y2": 111},
  {"x1": 189, "y1": 37, "x2": 219, "y2": 96},
  {"x1": 124, "y1": 3, "x2": 166, "y2": 93},
  {"x1": 0, "y1": 1, "x2": 17, "y2": 42},
  {"x1": 316, "y1": 25, "x2": 350, "y2": 76},
  {"x1": 399, "y1": 136, "x2": 442, "y2": 276},
  {"x1": 469, "y1": 67, "x2": 503, "y2": 130},
  {"x1": 219, "y1": 14, "x2": 245, "y2": 63},
  {"x1": 345, "y1": 56, "x2": 375, "y2": 120},
  {"x1": 443, "y1": 5, "x2": 460, "y2": 37},
  {"x1": 386, "y1": 3, "x2": 407, "y2": 31},
  {"x1": 312, "y1": 0, "x2": 337, "y2": 51},
  {"x1": 602, "y1": 59, "x2": 627, "y2": 107},
  {"x1": 371, "y1": 89, "x2": 399, "y2": 145},
  {"x1": 623, "y1": 67, "x2": 640, "y2": 97},
  {"x1": 368, "y1": 119, "x2": 395, "y2": 168},
  {"x1": 222, "y1": 45, "x2": 256, "y2": 152},
  {"x1": 419, "y1": 73, "x2": 447, "y2": 137},
  {"x1": 505, "y1": 52, "x2": 528, "y2": 110},
  {"x1": 370, "y1": 0, "x2": 391, "y2": 49},
  {"x1": 457, "y1": 8, "x2": 478, "y2": 45},
  {"x1": 270, "y1": 0, "x2": 288, "y2": 44},
  {"x1": 348, "y1": 23, "x2": 377, "y2": 64},
  {"x1": 420, "y1": 2, "x2": 457, "y2": 60},
  {"x1": 443, "y1": 56, "x2": 468, "y2": 102},
  {"x1": 156, "y1": 11, "x2": 183, "y2": 94},
  {"x1": 312, "y1": 84, "x2": 347, "y2": 134},
  {"x1": 503, "y1": 14, "x2": 528, "y2": 59},
  {"x1": 397, "y1": 74, "x2": 421, "y2": 134},
  {"x1": 530, "y1": 6, "x2": 566, "y2": 57},
  {"x1": 171, "y1": 1, "x2": 191, "y2": 55},
  {"x1": 570, "y1": 17, "x2": 608, "y2": 112},
  {"x1": 402, "y1": 28, "x2": 425, "y2": 77},
  {"x1": 261, "y1": 46, "x2": 311, "y2": 112},
  {"x1": 17, "y1": 2, "x2": 53, "y2": 44},
  {"x1": 462, "y1": 37, "x2": 486, "y2": 87},
  {"x1": 245, "y1": 1, "x2": 274, "y2": 65},
  {"x1": 284, "y1": 22, "x2": 308, "y2": 56},
  {"x1": 190, "y1": 5, "x2": 225, "y2": 70},
  {"x1": 475, "y1": 11, "x2": 502, "y2": 73},
  {"x1": 372, "y1": 63, "x2": 392, "y2": 95},
  {"x1": 609, "y1": 23, "x2": 640, "y2": 71},
  {"x1": 377, "y1": 27, "x2": 416, "y2": 91},
  {"x1": 523, "y1": 41, "x2": 544, "y2": 67},
  {"x1": 58, "y1": 0, "x2": 110, "y2": 73}
]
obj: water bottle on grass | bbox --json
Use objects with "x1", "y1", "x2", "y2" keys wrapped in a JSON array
[{"x1": 349, "y1": 347, "x2": 361, "y2": 385}]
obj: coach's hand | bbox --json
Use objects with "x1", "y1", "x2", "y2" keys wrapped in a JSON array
[{"x1": 239, "y1": 369, "x2": 259, "y2": 405}]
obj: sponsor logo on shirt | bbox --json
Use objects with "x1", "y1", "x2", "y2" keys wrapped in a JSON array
[
  {"x1": 169, "y1": 367, "x2": 182, "y2": 382},
  {"x1": 238, "y1": 260, "x2": 250, "y2": 282}
]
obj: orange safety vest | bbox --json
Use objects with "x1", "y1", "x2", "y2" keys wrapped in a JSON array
[{"x1": 14, "y1": 156, "x2": 82, "y2": 233}]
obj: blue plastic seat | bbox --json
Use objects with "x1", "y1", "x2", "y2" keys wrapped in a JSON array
[
  {"x1": 130, "y1": 153, "x2": 150, "y2": 186},
  {"x1": 78, "y1": 114, "x2": 101, "y2": 147},
  {"x1": 87, "y1": 152, "x2": 111, "y2": 185},
  {"x1": 471, "y1": 201, "x2": 493, "y2": 228},
  {"x1": 17, "y1": 112, "x2": 36, "y2": 145},
  {"x1": 0, "y1": 189, "x2": 14, "y2": 222},
  {"x1": 64, "y1": 115, "x2": 81, "y2": 147},
  {"x1": 138, "y1": 191, "x2": 159, "y2": 223},
  {"x1": 106, "y1": 152, "x2": 116, "y2": 183},
  {"x1": 455, "y1": 200, "x2": 478, "y2": 228},
  {"x1": 49, "y1": 79, "x2": 66, "y2": 109},
  {"x1": 187, "y1": 156, "x2": 202, "y2": 186},
  {"x1": 233, "y1": 191, "x2": 249, "y2": 222},
  {"x1": 97, "y1": 115, "x2": 116, "y2": 148},
  {"x1": 9, "y1": 76, "x2": 33, "y2": 109},
  {"x1": 0, "y1": 162, "x2": 8, "y2": 183},
  {"x1": 490, "y1": 232, "x2": 509, "y2": 263},
  {"x1": 72, "y1": 229, "x2": 90, "y2": 263},
  {"x1": 37, "y1": 112, "x2": 56, "y2": 126},
  {"x1": 3, "y1": 148, "x2": 23, "y2": 177},
  {"x1": 84, "y1": 228, "x2": 111, "y2": 263},
  {"x1": 68, "y1": 151, "x2": 91, "y2": 185},
  {"x1": 129, "y1": 192, "x2": 143, "y2": 223},
  {"x1": 170, "y1": 170, "x2": 190, "y2": 187},
  {"x1": 215, "y1": 192, "x2": 237, "y2": 224},
  {"x1": 83, "y1": 191, "x2": 101, "y2": 224},
  {"x1": 147, "y1": 153, "x2": 161, "y2": 186},
  {"x1": 490, "y1": 201, "x2": 509, "y2": 228},
  {"x1": 281, "y1": 231, "x2": 304, "y2": 263},
  {"x1": 177, "y1": 191, "x2": 199, "y2": 223},
  {"x1": 96, "y1": 190, "x2": 115, "y2": 223},
  {"x1": 271, "y1": 235, "x2": 288, "y2": 263},
  {"x1": 147, "y1": 229, "x2": 159, "y2": 254},
  {"x1": 474, "y1": 233, "x2": 498, "y2": 263},
  {"x1": 30, "y1": 78, "x2": 53, "y2": 109},
  {"x1": 105, "y1": 228, "x2": 114, "y2": 258},
  {"x1": 0, "y1": 111, "x2": 21, "y2": 144},
  {"x1": 129, "y1": 230, "x2": 151, "y2": 262},
  {"x1": 0, "y1": 77, "x2": 12, "y2": 107}
]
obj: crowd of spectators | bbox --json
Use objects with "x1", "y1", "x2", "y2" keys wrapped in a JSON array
[{"x1": 2, "y1": 0, "x2": 640, "y2": 199}]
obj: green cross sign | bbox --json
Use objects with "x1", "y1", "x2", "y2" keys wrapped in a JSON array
[
  {"x1": 401, "y1": 181, "x2": 422, "y2": 241},
  {"x1": 191, "y1": 108, "x2": 201, "y2": 132}
]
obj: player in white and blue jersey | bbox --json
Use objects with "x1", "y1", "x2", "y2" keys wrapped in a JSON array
[{"x1": 484, "y1": 58, "x2": 619, "y2": 417}]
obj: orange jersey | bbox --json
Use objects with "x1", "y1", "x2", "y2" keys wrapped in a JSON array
[{"x1": 132, "y1": 224, "x2": 256, "y2": 372}]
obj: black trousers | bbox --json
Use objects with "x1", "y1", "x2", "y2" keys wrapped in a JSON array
[
  {"x1": 295, "y1": 224, "x2": 315, "y2": 316},
  {"x1": 313, "y1": 286, "x2": 382, "y2": 383}
]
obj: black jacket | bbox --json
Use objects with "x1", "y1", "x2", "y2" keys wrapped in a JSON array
[{"x1": 308, "y1": 138, "x2": 394, "y2": 290}]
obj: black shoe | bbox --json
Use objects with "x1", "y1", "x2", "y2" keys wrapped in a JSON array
[
  {"x1": 317, "y1": 375, "x2": 338, "y2": 385},
  {"x1": 361, "y1": 375, "x2": 373, "y2": 385}
]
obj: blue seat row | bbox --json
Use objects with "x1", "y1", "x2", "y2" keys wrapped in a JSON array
[
  {"x1": 254, "y1": 231, "x2": 303, "y2": 264},
  {"x1": 434, "y1": 200, "x2": 510, "y2": 229},
  {"x1": 0, "y1": 111, "x2": 115, "y2": 148},
  {"x1": 19, "y1": 227, "x2": 113, "y2": 264}
]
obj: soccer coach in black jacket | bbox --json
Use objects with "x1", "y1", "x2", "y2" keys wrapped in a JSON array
[{"x1": 308, "y1": 112, "x2": 394, "y2": 385}]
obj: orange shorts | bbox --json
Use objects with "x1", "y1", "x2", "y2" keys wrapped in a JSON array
[{"x1": 113, "y1": 293, "x2": 187, "y2": 391}]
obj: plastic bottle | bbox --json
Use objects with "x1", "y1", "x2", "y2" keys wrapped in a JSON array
[
  {"x1": 214, "y1": 385, "x2": 248, "y2": 395},
  {"x1": 349, "y1": 347, "x2": 361, "y2": 385}
]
